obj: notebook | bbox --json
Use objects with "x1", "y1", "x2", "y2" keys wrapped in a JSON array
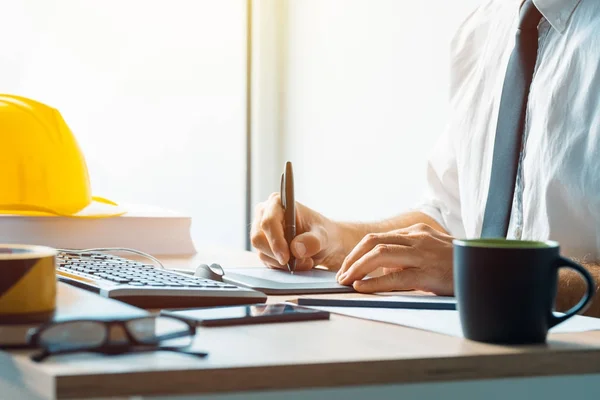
[{"x1": 0, "y1": 281, "x2": 148, "y2": 348}]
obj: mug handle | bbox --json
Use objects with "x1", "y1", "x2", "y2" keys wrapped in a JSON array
[{"x1": 548, "y1": 256, "x2": 596, "y2": 328}]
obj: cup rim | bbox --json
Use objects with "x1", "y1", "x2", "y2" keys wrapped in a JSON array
[
  {"x1": 0, "y1": 244, "x2": 57, "y2": 260},
  {"x1": 453, "y1": 238, "x2": 559, "y2": 249}
]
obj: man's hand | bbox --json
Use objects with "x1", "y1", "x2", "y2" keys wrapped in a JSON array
[
  {"x1": 336, "y1": 223, "x2": 455, "y2": 295},
  {"x1": 250, "y1": 193, "x2": 342, "y2": 271}
]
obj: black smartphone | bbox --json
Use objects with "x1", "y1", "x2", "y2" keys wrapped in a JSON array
[{"x1": 160, "y1": 303, "x2": 330, "y2": 327}]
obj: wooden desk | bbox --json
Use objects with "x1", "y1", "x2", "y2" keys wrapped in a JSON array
[{"x1": 2, "y1": 247, "x2": 600, "y2": 400}]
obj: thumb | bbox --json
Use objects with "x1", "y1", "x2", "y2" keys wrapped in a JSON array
[
  {"x1": 353, "y1": 269, "x2": 422, "y2": 293},
  {"x1": 290, "y1": 226, "x2": 327, "y2": 259}
]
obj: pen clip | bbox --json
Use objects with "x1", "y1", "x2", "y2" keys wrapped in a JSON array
[{"x1": 280, "y1": 172, "x2": 286, "y2": 209}]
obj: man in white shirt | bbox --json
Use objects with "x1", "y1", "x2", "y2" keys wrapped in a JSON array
[{"x1": 250, "y1": 0, "x2": 600, "y2": 316}]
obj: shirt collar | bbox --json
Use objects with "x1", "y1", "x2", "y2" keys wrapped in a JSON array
[{"x1": 533, "y1": 0, "x2": 582, "y2": 33}]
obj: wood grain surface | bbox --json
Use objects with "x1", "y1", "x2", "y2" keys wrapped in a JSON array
[{"x1": 2, "y1": 247, "x2": 600, "y2": 400}]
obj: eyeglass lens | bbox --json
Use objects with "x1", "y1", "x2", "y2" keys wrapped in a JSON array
[
  {"x1": 39, "y1": 321, "x2": 107, "y2": 351},
  {"x1": 126, "y1": 316, "x2": 192, "y2": 345},
  {"x1": 37, "y1": 316, "x2": 192, "y2": 353}
]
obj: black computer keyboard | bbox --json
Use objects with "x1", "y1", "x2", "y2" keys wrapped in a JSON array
[{"x1": 56, "y1": 250, "x2": 267, "y2": 308}]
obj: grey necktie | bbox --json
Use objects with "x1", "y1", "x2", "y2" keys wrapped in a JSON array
[{"x1": 481, "y1": 0, "x2": 543, "y2": 238}]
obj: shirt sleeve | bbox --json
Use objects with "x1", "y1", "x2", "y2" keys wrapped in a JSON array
[
  {"x1": 411, "y1": 4, "x2": 486, "y2": 238},
  {"x1": 413, "y1": 124, "x2": 464, "y2": 237}
]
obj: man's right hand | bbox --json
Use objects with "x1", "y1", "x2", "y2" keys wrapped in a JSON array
[{"x1": 250, "y1": 192, "x2": 339, "y2": 271}]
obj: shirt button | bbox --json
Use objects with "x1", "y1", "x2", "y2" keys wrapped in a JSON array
[{"x1": 515, "y1": 226, "x2": 522, "y2": 239}]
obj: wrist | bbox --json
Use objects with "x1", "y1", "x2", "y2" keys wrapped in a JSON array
[{"x1": 319, "y1": 219, "x2": 364, "y2": 270}]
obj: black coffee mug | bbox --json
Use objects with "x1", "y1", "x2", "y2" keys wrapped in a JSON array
[{"x1": 453, "y1": 239, "x2": 595, "y2": 344}]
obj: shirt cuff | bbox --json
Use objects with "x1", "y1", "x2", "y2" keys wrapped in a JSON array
[{"x1": 411, "y1": 202, "x2": 452, "y2": 235}]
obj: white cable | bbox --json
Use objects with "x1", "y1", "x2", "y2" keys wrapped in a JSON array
[{"x1": 55, "y1": 247, "x2": 166, "y2": 269}]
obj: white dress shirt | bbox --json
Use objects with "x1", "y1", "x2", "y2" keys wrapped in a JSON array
[{"x1": 417, "y1": 0, "x2": 600, "y2": 259}]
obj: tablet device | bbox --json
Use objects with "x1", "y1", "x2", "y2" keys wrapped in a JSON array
[
  {"x1": 161, "y1": 303, "x2": 330, "y2": 327},
  {"x1": 221, "y1": 267, "x2": 355, "y2": 295}
]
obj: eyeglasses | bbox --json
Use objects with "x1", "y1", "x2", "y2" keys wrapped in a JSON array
[{"x1": 26, "y1": 314, "x2": 207, "y2": 362}]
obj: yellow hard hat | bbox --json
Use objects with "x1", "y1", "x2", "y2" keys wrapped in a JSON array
[{"x1": 0, "y1": 94, "x2": 125, "y2": 218}]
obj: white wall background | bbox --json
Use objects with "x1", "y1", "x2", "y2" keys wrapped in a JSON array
[
  {"x1": 0, "y1": 0, "x2": 485, "y2": 251},
  {"x1": 278, "y1": 0, "x2": 482, "y2": 223},
  {"x1": 0, "y1": 0, "x2": 248, "y2": 249}
]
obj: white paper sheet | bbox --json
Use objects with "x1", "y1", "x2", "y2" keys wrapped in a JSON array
[{"x1": 311, "y1": 306, "x2": 600, "y2": 336}]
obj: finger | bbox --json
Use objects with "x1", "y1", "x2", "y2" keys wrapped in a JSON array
[
  {"x1": 353, "y1": 268, "x2": 423, "y2": 293},
  {"x1": 259, "y1": 252, "x2": 285, "y2": 269},
  {"x1": 338, "y1": 244, "x2": 416, "y2": 285},
  {"x1": 250, "y1": 203, "x2": 276, "y2": 258},
  {"x1": 250, "y1": 204, "x2": 266, "y2": 245},
  {"x1": 251, "y1": 232, "x2": 276, "y2": 259},
  {"x1": 290, "y1": 226, "x2": 327, "y2": 259},
  {"x1": 263, "y1": 256, "x2": 314, "y2": 271},
  {"x1": 267, "y1": 264, "x2": 288, "y2": 271},
  {"x1": 336, "y1": 232, "x2": 413, "y2": 279},
  {"x1": 336, "y1": 233, "x2": 378, "y2": 279},
  {"x1": 260, "y1": 196, "x2": 288, "y2": 264}
]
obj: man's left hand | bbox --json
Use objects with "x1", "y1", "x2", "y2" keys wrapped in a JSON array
[{"x1": 335, "y1": 223, "x2": 455, "y2": 295}]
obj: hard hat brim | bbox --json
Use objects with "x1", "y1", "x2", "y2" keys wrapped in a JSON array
[{"x1": 0, "y1": 196, "x2": 126, "y2": 218}]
